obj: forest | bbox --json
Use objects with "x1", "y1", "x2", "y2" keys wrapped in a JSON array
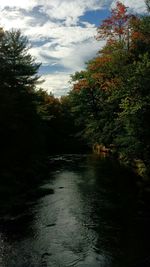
[{"x1": 0, "y1": 0, "x2": 150, "y2": 187}]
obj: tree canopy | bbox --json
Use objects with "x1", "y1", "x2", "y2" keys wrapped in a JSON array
[{"x1": 69, "y1": 1, "x2": 150, "y2": 173}]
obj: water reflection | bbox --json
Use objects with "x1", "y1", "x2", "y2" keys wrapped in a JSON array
[{"x1": 0, "y1": 154, "x2": 150, "y2": 267}]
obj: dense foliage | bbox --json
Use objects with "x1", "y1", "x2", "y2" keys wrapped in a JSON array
[
  {"x1": 0, "y1": 29, "x2": 85, "y2": 184},
  {"x1": 69, "y1": 1, "x2": 150, "y2": 173}
]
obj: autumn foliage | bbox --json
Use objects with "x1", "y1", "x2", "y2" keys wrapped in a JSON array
[
  {"x1": 70, "y1": 1, "x2": 150, "y2": 171},
  {"x1": 1, "y1": 1, "x2": 150, "y2": 183},
  {"x1": 97, "y1": 1, "x2": 130, "y2": 43}
]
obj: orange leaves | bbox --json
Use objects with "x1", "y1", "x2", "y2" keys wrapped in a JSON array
[
  {"x1": 96, "y1": 1, "x2": 147, "y2": 52},
  {"x1": 72, "y1": 2, "x2": 131, "y2": 95},
  {"x1": 73, "y1": 79, "x2": 89, "y2": 91},
  {"x1": 73, "y1": 65, "x2": 122, "y2": 93},
  {"x1": 91, "y1": 72, "x2": 104, "y2": 80},
  {"x1": 73, "y1": 50, "x2": 121, "y2": 93},
  {"x1": 91, "y1": 72, "x2": 105, "y2": 87},
  {"x1": 97, "y1": 1, "x2": 130, "y2": 42},
  {"x1": 101, "y1": 77, "x2": 122, "y2": 91},
  {"x1": 91, "y1": 71, "x2": 122, "y2": 91},
  {"x1": 115, "y1": 27, "x2": 124, "y2": 35},
  {"x1": 116, "y1": 1, "x2": 127, "y2": 14},
  {"x1": 89, "y1": 56, "x2": 111, "y2": 71},
  {"x1": 128, "y1": 15, "x2": 150, "y2": 49},
  {"x1": 91, "y1": 73, "x2": 122, "y2": 92},
  {"x1": 131, "y1": 31, "x2": 142, "y2": 40},
  {"x1": 112, "y1": 1, "x2": 128, "y2": 20}
]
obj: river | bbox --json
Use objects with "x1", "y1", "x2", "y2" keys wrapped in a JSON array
[{"x1": 0, "y1": 154, "x2": 150, "y2": 267}]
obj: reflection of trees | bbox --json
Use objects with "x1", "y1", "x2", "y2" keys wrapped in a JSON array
[{"x1": 77, "y1": 156, "x2": 150, "y2": 266}]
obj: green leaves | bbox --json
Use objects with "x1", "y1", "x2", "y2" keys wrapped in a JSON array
[{"x1": 68, "y1": 7, "x2": 150, "y2": 170}]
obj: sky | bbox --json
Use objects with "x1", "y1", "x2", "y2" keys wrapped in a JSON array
[{"x1": 0, "y1": 0, "x2": 147, "y2": 96}]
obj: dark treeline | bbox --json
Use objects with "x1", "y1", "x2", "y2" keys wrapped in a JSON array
[
  {"x1": 0, "y1": 0, "x2": 150, "y2": 188},
  {"x1": 0, "y1": 28, "x2": 86, "y2": 188}
]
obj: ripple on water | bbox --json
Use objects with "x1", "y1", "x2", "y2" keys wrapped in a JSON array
[{"x1": 0, "y1": 154, "x2": 150, "y2": 267}]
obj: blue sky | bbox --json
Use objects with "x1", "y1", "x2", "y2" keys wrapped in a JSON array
[{"x1": 0, "y1": 0, "x2": 147, "y2": 96}]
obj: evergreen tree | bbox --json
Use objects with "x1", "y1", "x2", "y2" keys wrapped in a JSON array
[{"x1": 0, "y1": 29, "x2": 42, "y2": 177}]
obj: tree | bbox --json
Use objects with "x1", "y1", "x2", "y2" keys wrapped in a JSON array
[
  {"x1": 145, "y1": 0, "x2": 150, "y2": 12},
  {"x1": 97, "y1": 1, "x2": 130, "y2": 47},
  {"x1": 116, "y1": 53, "x2": 150, "y2": 164},
  {"x1": 69, "y1": 1, "x2": 150, "y2": 174},
  {"x1": 0, "y1": 29, "x2": 42, "y2": 176},
  {"x1": 129, "y1": 15, "x2": 150, "y2": 56},
  {"x1": 0, "y1": 30, "x2": 40, "y2": 91}
]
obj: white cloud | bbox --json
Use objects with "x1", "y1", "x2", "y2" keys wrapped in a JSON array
[
  {"x1": 30, "y1": 32, "x2": 104, "y2": 94},
  {"x1": 26, "y1": 23, "x2": 97, "y2": 44},
  {"x1": 29, "y1": 27, "x2": 103, "y2": 72},
  {"x1": 40, "y1": 72, "x2": 71, "y2": 97},
  {"x1": 111, "y1": 0, "x2": 147, "y2": 13},
  {"x1": 60, "y1": 39, "x2": 105, "y2": 72},
  {"x1": 0, "y1": 0, "x2": 105, "y2": 26},
  {"x1": 39, "y1": 0, "x2": 103, "y2": 26},
  {"x1": 0, "y1": 0, "x2": 35, "y2": 10},
  {"x1": 0, "y1": 9, "x2": 33, "y2": 30},
  {"x1": 0, "y1": 0, "x2": 146, "y2": 96},
  {"x1": 36, "y1": 40, "x2": 105, "y2": 96}
]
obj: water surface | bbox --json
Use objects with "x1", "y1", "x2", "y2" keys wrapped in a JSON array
[{"x1": 0, "y1": 154, "x2": 150, "y2": 267}]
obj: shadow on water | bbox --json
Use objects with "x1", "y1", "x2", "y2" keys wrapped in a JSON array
[{"x1": 0, "y1": 154, "x2": 150, "y2": 267}]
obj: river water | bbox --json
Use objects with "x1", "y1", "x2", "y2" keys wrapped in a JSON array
[{"x1": 0, "y1": 154, "x2": 150, "y2": 267}]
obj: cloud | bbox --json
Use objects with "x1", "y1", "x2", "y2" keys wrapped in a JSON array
[
  {"x1": 0, "y1": 8, "x2": 32, "y2": 30},
  {"x1": 28, "y1": 24, "x2": 100, "y2": 58},
  {"x1": 0, "y1": 0, "x2": 35, "y2": 10},
  {"x1": 111, "y1": 0, "x2": 147, "y2": 13},
  {"x1": 0, "y1": 0, "x2": 146, "y2": 96},
  {"x1": 40, "y1": 72, "x2": 71, "y2": 97},
  {"x1": 39, "y1": 0, "x2": 104, "y2": 26},
  {"x1": 0, "y1": 0, "x2": 105, "y2": 26},
  {"x1": 32, "y1": 35, "x2": 104, "y2": 96}
]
